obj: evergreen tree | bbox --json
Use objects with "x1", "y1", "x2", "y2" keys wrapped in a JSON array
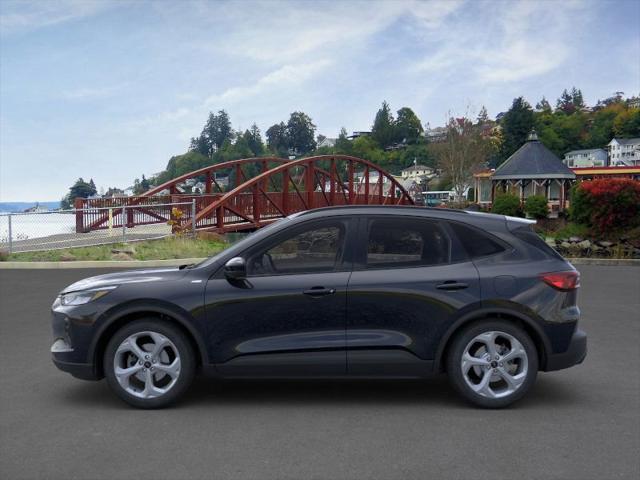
[
  {"x1": 477, "y1": 106, "x2": 490, "y2": 124},
  {"x1": 200, "y1": 110, "x2": 233, "y2": 155},
  {"x1": 335, "y1": 127, "x2": 352, "y2": 154},
  {"x1": 243, "y1": 123, "x2": 264, "y2": 156},
  {"x1": 571, "y1": 87, "x2": 585, "y2": 110},
  {"x1": 535, "y1": 97, "x2": 552, "y2": 113},
  {"x1": 557, "y1": 89, "x2": 576, "y2": 114},
  {"x1": 371, "y1": 101, "x2": 395, "y2": 148},
  {"x1": 499, "y1": 97, "x2": 535, "y2": 163}
]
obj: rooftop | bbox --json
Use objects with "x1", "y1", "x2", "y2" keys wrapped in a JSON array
[{"x1": 493, "y1": 130, "x2": 576, "y2": 180}]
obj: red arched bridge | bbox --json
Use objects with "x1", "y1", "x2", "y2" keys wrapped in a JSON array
[{"x1": 75, "y1": 155, "x2": 414, "y2": 234}]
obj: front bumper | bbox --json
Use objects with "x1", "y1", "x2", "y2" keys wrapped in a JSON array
[
  {"x1": 544, "y1": 328, "x2": 587, "y2": 371},
  {"x1": 52, "y1": 356, "x2": 99, "y2": 380}
]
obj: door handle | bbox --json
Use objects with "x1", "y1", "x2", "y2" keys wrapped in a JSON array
[
  {"x1": 436, "y1": 281, "x2": 469, "y2": 291},
  {"x1": 303, "y1": 287, "x2": 336, "y2": 297}
]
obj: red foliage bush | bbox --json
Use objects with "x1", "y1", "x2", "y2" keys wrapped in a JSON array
[{"x1": 571, "y1": 178, "x2": 640, "y2": 234}]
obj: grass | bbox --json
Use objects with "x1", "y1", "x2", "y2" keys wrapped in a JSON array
[{"x1": 3, "y1": 236, "x2": 228, "y2": 262}]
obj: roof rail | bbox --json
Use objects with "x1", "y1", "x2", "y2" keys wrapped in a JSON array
[{"x1": 297, "y1": 205, "x2": 470, "y2": 216}]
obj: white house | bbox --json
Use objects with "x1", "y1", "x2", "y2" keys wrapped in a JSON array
[
  {"x1": 608, "y1": 138, "x2": 640, "y2": 166},
  {"x1": 317, "y1": 137, "x2": 337, "y2": 148},
  {"x1": 401, "y1": 164, "x2": 435, "y2": 182},
  {"x1": 563, "y1": 148, "x2": 608, "y2": 168}
]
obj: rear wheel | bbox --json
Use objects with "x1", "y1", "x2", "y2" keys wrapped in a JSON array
[
  {"x1": 446, "y1": 320, "x2": 538, "y2": 408},
  {"x1": 104, "y1": 319, "x2": 195, "y2": 408}
]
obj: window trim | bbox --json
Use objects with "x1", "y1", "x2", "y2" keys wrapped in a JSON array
[
  {"x1": 354, "y1": 215, "x2": 456, "y2": 272},
  {"x1": 241, "y1": 217, "x2": 354, "y2": 278}
]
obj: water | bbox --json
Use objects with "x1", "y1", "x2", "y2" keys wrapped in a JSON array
[{"x1": 0, "y1": 213, "x2": 76, "y2": 243}]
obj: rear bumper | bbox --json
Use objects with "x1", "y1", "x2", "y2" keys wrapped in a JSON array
[
  {"x1": 52, "y1": 356, "x2": 99, "y2": 380},
  {"x1": 544, "y1": 328, "x2": 587, "y2": 371}
]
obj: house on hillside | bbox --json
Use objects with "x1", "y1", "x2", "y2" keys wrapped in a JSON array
[
  {"x1": 317, "y1": 137, "x2": 337, "y2": 148},
  {"x1": 473, "y1": 130, "x2": 576, "y2": 217},
  {"x1": 608, "y1": 138, "x2": 640, "y2": 166},
  {"x1": 401, "y1": 163, "x2": 435, "y2": 184},
  {"x1": 563, "y1": 148, "x2": 608, "y2": 168}
]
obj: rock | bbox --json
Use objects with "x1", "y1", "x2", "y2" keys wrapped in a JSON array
[
  {"x1": 577, "y1": 240, "x2": 591, "y2": 249},
  {"x1": 545, "y1": 237, "x2": 557, "y2": 247},
  {"x1": 569, "y1": 236, "x2": 582, "y2": 243},
  {"x1": 560, "y1": 242, "x2": 572, "y2": 249},
  {"x1": 59, "y1": 252, "x2": 76, "y2": 261},
  {"x1": 597, "y1": 241, "x2": 614, "y2": 248}
]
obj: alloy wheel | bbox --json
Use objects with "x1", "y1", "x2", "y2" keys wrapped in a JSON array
[
  {"x1": 460, "y1": 330, "x2": 528, "y2": 399},
  {"x1": 113, "y1": 331, "x2": 181, "y2": 399}
]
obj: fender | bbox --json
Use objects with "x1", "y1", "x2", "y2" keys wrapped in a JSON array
[
  {"x1": 433, "y1": 304, "x2": 552, "y2": 371},
  {"x1": 88, "y1": 299, "x2": 210, "y2": 366}
]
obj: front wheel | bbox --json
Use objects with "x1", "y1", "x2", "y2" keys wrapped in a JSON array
[
  {"x1": 446, "y1": 320, "x2": 538, "y2": 408},
  {"x1": 104, "y1": 319, "x2": 195, "y2": 408}
]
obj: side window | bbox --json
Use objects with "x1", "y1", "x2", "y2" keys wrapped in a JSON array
[
  {"x1": 366, "y1": 218, "x2": 450, "y2": 268},
  {"x1": 248, "y1": 222, "x2": 345, "y2": 275},
  {"x1": 448, "y1": 222, "x2": 505, "y2": 258}
]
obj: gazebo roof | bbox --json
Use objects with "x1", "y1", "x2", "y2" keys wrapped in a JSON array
[{"x1": 492, "y1": 131, "x2": 576, "y2": 180}]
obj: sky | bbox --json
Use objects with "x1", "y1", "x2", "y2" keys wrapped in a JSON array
[{"x1": 1, "y1": 0, "x2": 639, "y2": 202}]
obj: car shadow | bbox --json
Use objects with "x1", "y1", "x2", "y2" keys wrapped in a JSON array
[{"x1": 57, "y1": 374, "x2": 582, "y2": 410}]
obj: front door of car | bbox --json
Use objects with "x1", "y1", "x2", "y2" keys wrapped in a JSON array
[
  {"x1": 346, "y1": 216, "x2": 481, "y2": 376},
  {"x1": 204, "y1": 217, "x2": 355, "y2": 377}
]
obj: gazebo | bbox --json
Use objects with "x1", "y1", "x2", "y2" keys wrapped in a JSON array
[{"x1": 474, "y1": 131, "x2": 576, "y2": 216}]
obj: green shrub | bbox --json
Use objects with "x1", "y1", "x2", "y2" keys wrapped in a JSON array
[
  {"x1": 524, "y1": 195, "x2": 549, "y2": 219},
  {"x1": 492, "y1": 193, "x2": 522, "y2": 217}
]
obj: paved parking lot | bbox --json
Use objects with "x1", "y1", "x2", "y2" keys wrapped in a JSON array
[{"x1": 1, "y1": 266, "x2": 639, "y2": 480}]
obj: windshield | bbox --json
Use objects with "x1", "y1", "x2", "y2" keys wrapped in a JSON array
[{"x1": 194, "y1": 216, "x2": 294, "y2": 269}]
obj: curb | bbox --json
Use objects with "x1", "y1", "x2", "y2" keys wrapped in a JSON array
[
  {"x1": 567, "y1": 258, "x2": 640, "y2": 266},
  {"x1": 1, "y1": 257, "x2": 639, "y2": 269},
  {"x1": 0, "y1": 258, "x2": 206, "y2": 269}
]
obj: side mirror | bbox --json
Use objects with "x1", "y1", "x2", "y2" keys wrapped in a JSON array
[{"x1": 224, "y1": 257, "x2": 246, "y2": 281}]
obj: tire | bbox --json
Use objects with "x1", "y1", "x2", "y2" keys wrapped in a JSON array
[
  {"x1": 104, "y1": 319, "x2": 196, "y2": 409},
  {"x1": 446, "y1": 320, "x2": 538, "y2": 408}
]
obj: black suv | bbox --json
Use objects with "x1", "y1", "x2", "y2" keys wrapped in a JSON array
[{"x1": 51, "y1": 206, "x2": 586, "y2": 408}]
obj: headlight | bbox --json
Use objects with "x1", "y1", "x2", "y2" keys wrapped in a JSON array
[{"x1": 60, "y1": 286, "x2": 117, "y2": 306}]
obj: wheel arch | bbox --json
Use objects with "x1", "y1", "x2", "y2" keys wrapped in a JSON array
[
  {"x1": 435, "y1": 308, "x2": 551, "y2": 372},
  {"x1": 90, "y1": 300, "x2": 209, "y2": 378}
]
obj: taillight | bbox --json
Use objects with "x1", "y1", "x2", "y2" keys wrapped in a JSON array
[{"x1": 540, "y1": 271, "x2": 580, "y2": 291}]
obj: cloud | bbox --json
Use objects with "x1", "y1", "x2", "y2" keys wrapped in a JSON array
[
  {"x1": 62, "y1": 83, "x2": 126, "y2": 100},
  {"x1": 0, "y1": 0, "x2": 116, "y2": 35},
  {"x1": 205, "y1": 60, "x2": 333, "y2": 106}
]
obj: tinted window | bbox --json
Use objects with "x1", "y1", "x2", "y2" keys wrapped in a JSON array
[
  {"x1": 512, "y1": 225, "x2": 564, "y2": 260},
  {"x1": 449, "y1": 222, "x2": 505, "y2": 258},
  {"x1": 249, "y1": 223, "x2": 345, "y2": 275},
  {"x1": 366, "y1": 218, "x2": 450, "y2": 268}
]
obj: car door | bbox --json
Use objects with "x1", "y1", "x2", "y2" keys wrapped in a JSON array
[
  {"x1": 204, "y1": 217, "x2": 355, "y2": 377},
  {"x1": 346, "y1": 215, "x2": 481, "y2": 376}
]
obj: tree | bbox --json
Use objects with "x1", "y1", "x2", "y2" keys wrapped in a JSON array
[
  {"x1": 571, "y1": 87, "x2": 585, "y2": 111},
  {"x1": 395, "y1": 107, "x2": 423, "y2": 144},
  {"x1": 243, "y1": 123, "x2": 264, "y2": 156},
  {"x1": 535, "y1": 97, "x2": 552, "y2": 113},
  {"x1": 556, "y1": 89, "x2": 575, "y2": 114},
  {"x1": 62, "y1": 178, "x2": 98, "y2": 208},
  {"x1": 499, "y1": 97, "x2": 535, "y2": 164},
  {"x1": 266, "y1": 122, "x2": 289, "y2": 156},
  {"x1": 371, "y1": 101, "x2": 395, "y2": 148},
  {"x1": 200, "y1": 110, "x2": 233, "y2": 155},
  {"x1": 334, "y1": 127, "x2": 352, "y2": 154},
  {"x1": 613, "y1": 109, "x2": 640, "y2": 137},
  {"x1": 436, "y1": 115, "x2": 490, "y2": 201},
  {"x1": 477, "y1": 106, "x2": 490, "y2": 124},
  {"x1": 286, "y1": 111, "x2": 316, "y2": 154}
]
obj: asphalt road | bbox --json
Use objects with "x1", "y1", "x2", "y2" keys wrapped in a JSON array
[{"x1": 1, "y1": 266, "x2": 639, "y2": 480}]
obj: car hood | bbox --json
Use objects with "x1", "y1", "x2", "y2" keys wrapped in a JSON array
[{"x1": 60, "y1": 267, "x2": 188, "y2": 294}]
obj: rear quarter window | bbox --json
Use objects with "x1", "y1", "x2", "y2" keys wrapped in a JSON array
[
  {"x1": 448, "y1": 222, "x2": 506, "y2": 259},
  {"x1": 511, "y1": 226, "x2": 565, "y2": 260}
]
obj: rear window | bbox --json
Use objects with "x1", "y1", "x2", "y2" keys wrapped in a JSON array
[
  {"x1": 448, "y1": 222, "x2": 506, "y2": 258},
  {"x1": 511, "y1": 226, "x2": 565, "y2": 260}
]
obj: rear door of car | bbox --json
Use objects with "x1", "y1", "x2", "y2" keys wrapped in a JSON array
[{"x1": 345, "y1": 215, "x2": 481, "y2": 376}]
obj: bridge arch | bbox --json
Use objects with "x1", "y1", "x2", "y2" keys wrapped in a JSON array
[{"x1": 185, "y1": 155, "x2": 414, "y2": 232}]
